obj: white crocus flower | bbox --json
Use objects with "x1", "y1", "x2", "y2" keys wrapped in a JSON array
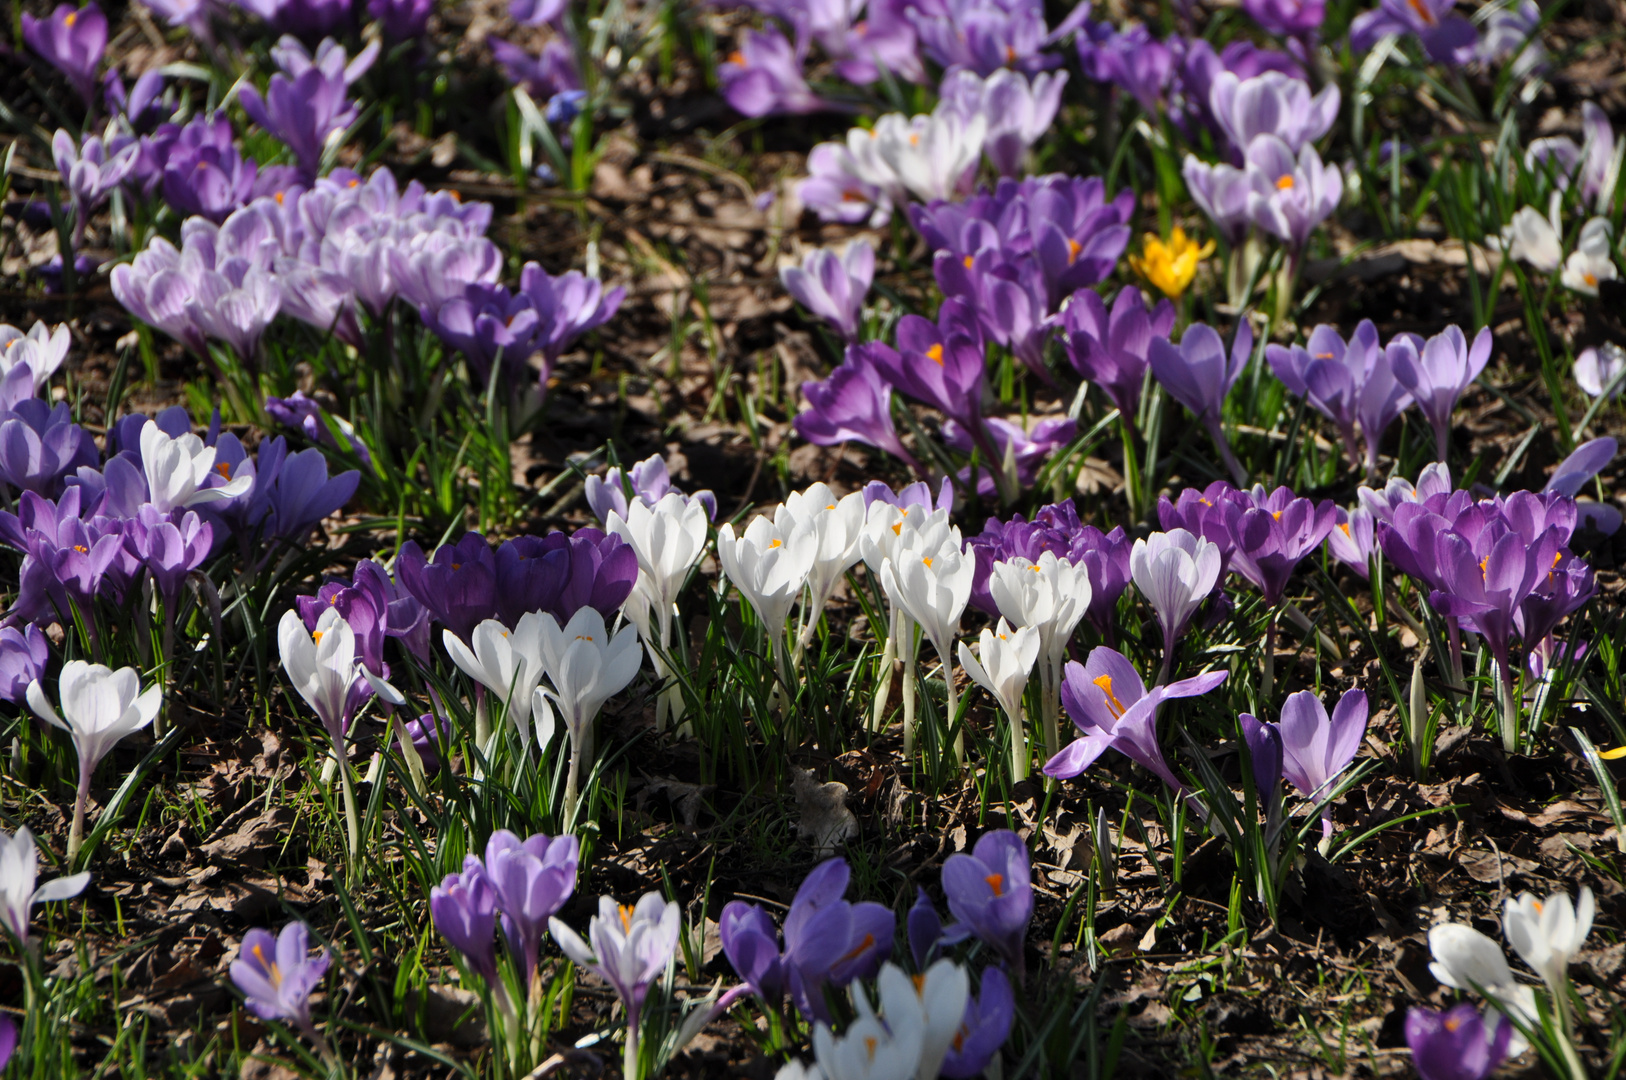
[
  {"x1": 989, "y1": 551, "x2": 1092, "y2": 761},
  {"x1": 958, "y1": 620, "x2": 1040, "y2": 781},
  {"x1": 1504, "y1": 886, "x2": 1594, "y2": 993},
  {"x1": 1131, "y1": 529, "x2": 1223, "y2": 685},
  {"x1": 278, "y1": 607, "x2": 357, "y2": 745},
  {"x1": 876, "y1": 960, "x2": 970, "y2": 1080},
  {"x1": 872, "y1": 106, "x2": 987, "y2": 203},
  {"x1": 0, "y1": 826, "x2": 89, "y2": 945},
  {"x1": 139, "y1": 422, "x2": 254, "y2": 513},
  {"x1": 536, "y1": 606, "x2": 643, "y2": 823},
  {"x1": 606, "y1": 492, "x2": 710, "y2": 731},
  {"x1": 27, "y1": 662, "x2": 161, "y2": 862},
  {"x1": 1559, "y1": 217, "x2": 1617, "y2": 295},
  {"x1": 881, "y1": 529, "x2": 974, "y2": 762},
  {"x1": 1427, "y1": 922, "x2": 1538, "y2": 1037},
  {"x1": 0, "y1": 320, "x2": 70, "y2": 391},
  {"x1": 717, "y1": 513, "x2": 818, "y2": 688},
  {"x1": 778, "y1": 484, "x2": 867, "y2": 647},
  {"x1": 859, "y1": 503, "x2": 953, "y2": 734},
  {"x1": 1500, "y1": 194, "x2": 1563, "y2": 272},
  {"x1": 441, "y1": 613, "x2": 548, "y2": 747},
  {"x1": 814, "y1": 974, "x2": 925, "y2": 1080}
]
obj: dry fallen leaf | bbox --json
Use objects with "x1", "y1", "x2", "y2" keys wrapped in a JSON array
[{"x1": 791, "y1": 768, "x2": 857, "y2": 856}]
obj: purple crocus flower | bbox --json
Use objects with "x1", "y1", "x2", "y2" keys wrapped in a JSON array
[
  {"x1": 230, "y1": 923, "x2": 330, "y2": 1036},
  {"x1": 967, "y1": 501, "x2": 1131, "y2": 636},
  {"x1": 1061, "y1": 286, "x2": 1175, "y2": 421},
  {"x1": 516, "y1": 263, "x2": 625, "y2": 368},
  {"x1": 939, "y1": 68, "x2": 1067, "y2": 177},
  {"x1": 161, "y1": 140, "x2": 260, "y2": 223},
  {"x1": 584, "y1": 454, "x2": 716, "y2": 524},
  {"x1": 782, "y1": 857, "x2": 894, "y2": 1022},
  {"x1": 236, "y1": 0, "x2": 354, "y2": 39},
  {"x1": 718, "y1": 901, "x2": 787, "y2": 1005},
  {"x1": 399, "y1": 710, "x2": 452, "y2": 771},
  {"x1": 720, "y1": 28, "x2": 828, "y2": 117},
  {"x1": 796, "y1": 348, "x2": 922, "y2": 474},
  {"x1": 123, "y1": 505, "x2": 213, "y2": 618},
  {"x1": 941, "y1": 967, "x2": 1015, "y2": 1078},
  {"x1": 781, "y1": 241, "x2": 873, "y2": 341},
  {"x1": 21, "y1": 4, "x2": 107, "y2": 106},
  {"x1": 0, "y1": 401, "x2": 99, "y2": 496},
  {"x1": 1076, "y1": 21, "x2": 1172, "y2": 113},
  {"x1": 1387, "y1": 325, "x2": 1492, "y2": 463},
  {"x1": 484, "y1": 830, "x2": 580, "y2": 991},
  {"x1": 489, "y1": 38, "x2": 581, "y2": 101},
  {"x1": 1349, "y1": 0, "x2": 1478, "y2": 65},
  {"x1": 942, "y1": 830, "x2": 1032, "y2": 976},
  {"x1": 1170, "y1": 38, "x2": 1306, "y2": 143},
  {"x1": 1183, "y1": 154, "x2": 1253, "y2": 247},
  {"x1": 1219, "y1": 486, "x2": 1338, "y2": 604},
  {"x1": 0, "y1": 625, "x2": 49, "y2": 704},
  {"x1": 1517, "y1": 551, "x2": 1595, "y2": 648},
  {"x1": 353, "y1": 558, "x2": 432, "y2": 664},
  {"x1": 1242, "y1": 0, "x2": 1325, "y2": 36},
  {"x1": 252, "y1": 439, "x2": 361, "y2": 544},
  {"x1": 944, "y1": 416, "x2": 1075, "y2": 497},
  {"x1": 907, "y1": 888, "x2": 944, "y2": 968},
  {"x1": 421, "y1": 282, "x2": 542, "y2": 387},
  {"x1": 1208, "y1": 72, "x2": 1339, "y2": 159},
  {"x1": 1046, "y1": 647, "x2": 1228, "y2": 794},
  {"x1": 1273, "y1": 688, "x2": 1367, "y2": 835},
  {"x1": 368, "y1": 0, "x2": 433, "y2": 39},
  {"x1": 1325, "y1": 505, "x2": 1376, "y2": 577},
  {"x1": 1243, "y1": 136, "x2": 1343, "y2": 254},
  {"x1": 264, "y1": 391, "x2": 372, "y2": 466},
  {"x1": 1149, "y1": 319, "x2": 1254, "y2": 485},
  {"x1": 297, "y1": 579, "x2": 387, "y2": 679},
  {"x1": 1431, "y1": 529, "x2": 1556, "y2": 691},
  {"x1": 238, "y1": 61, "x2": 360, "y2": 178},
  {"x1": 856, "y1": 302, "x2": 989, "y2": 441},
  {"x1": 1027, "y1": 178, "x2": 1137, "y2": 308},
  {"x1": 1405, "y1": 1005, "x2": 1512, "y2": 1080},
  {"x1": 862, "y1": 477, "x2": 954, "y2": 515},
  {"x1": 1238, "y1": 711, "x2": 1283, "y2": 802},
  {"x1": 52, "y1": 130, "x2": 138, "y2": 248},
  {"x1": 493, "y1": 529, "x2": 636, "y2": 628},
  {"x1": 910, "y1": 0, "x2": 1057, "y2": 76},
  {"x1": 394, "y1": 533, "x2": 498, "y2": 645},
  {"x1": 798, "y1": 137, "x2": 896, "y2": 228},
  {"x1": 431, "y1": 856, "x2": 500, "y2": 984}
]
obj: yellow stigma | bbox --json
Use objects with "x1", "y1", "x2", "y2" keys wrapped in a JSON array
[
  {"x1": 1094, "y1": 674, "x2": 1127, "y2": 719},
  {"x1": 1444, "y1": 1015, "x2": 1462, "y2": 1032},
  {"x1": 728, "y1": 50, "x2": 746, "y2": 65},
  {"x1": 215, "y1": 462, "x2": 232, "y2": 478},
  {"x1": 1126, "y1": 227, "x2": 1215, "y2": 299},
  {"x1": 73, "y1": 544, "x2": 88, "y2": 554},
  {"x1": 1406, "y1": 0, "x2": 1437, "y2": 23},
  {"x1": 619, "y1": 904, "x2": 635, "y2": 932},
  {"x1": 963, "y1": 255, "x2": 974, "y2": 269},
  {"x1": 1338, "y1": 523, "x2": 1351, "y2": 537},
  {"x1": 985, "y1": 872, "x2": 1005, "y2": 896},
  {"x1": 1276, "y1": 174, "x2": 1295, "y2": 190},
  {"x1": 926, "y1": 343, "x2": 944, "y2": 365},
  {"x1": 922, "y1": 555, "x2": 933, "y2": 568},
  {"x1": 574, "y1": 634, "x2": 594, "y2": 641},
  {"x1": 252, "y1": 943, "x2": 283, "y2": 987},
  {"x1": 892, "y1": 522, "x2": 903, "y2": 535},
  {"x1": 908, "y1": 133, "x2": 920, "y2": 146},
  {"x1": 839, "y1": 933, "x2": 876, "y2": 964},
  {"x1": 312, "y1": 630, "x2": 324, "y2": 645},
  {"x1": 1314, "y1": 352, "x2": 1334, "y2": 359},
  {"x1": 865, "y1": 1036, "x2": 878, "y2": 1061},
  {"x1": 64, "y1": 11, "x2": 77, "y2": 25},
  {"x1": 912, "y1": 974, "x2": 926, "y2": 995},
  {"x1": 769, "y1": 538, "x2": 782, "y2": 549},
  {"x1": 1065, "y1": 237, "x2": 1082, "y2": 265},
  {"x1": 1585, "y1": 272, "x2": 1598, "y2": 287}
]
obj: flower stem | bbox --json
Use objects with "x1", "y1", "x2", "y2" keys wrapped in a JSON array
[
  {"x1": 336, "y1": 739, "x2": 360, "y2": 873},
  {"x1": 869, "y1": 610, "x2": 898, "y2": 733},
  {"x1": 67, "y1": 757, "x2": 91, "y2": 866},
  {"x1": 624, "y1": 1004, "x2": 642, "y2": 1080},
  {"x1": 1008, "y1": 706, "x2": 1029, "y2": 782},
  {"x1": 563, "y1": 738, "x2": 582, "y2": 829}
]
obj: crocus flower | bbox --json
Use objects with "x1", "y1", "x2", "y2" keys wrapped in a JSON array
[
  {"x1": 777, "y1": 484, "x2": 867, "y2": 640},
  {"x1": 1526, "y1": 102, "x2": 1616, "y2": 210},
  {"x1": 395, "y1": 534, "x2": 499, "y2": 646},
  {"x1": 1405, "y1": 1004, "x2": 1512, "y2": 1080},
  {"x1": 944, "y1": 416, "x2": 1076, "y2": 497},
  {"x1": 52, "y1": 130, "x2": 138, "y2": 247},
  {"x1": 21, "y1": 4, "x2": 106, "y2": 105},
  {"x1": 1544, "y1": 437, "x2": 1617, "y2": 498},
  {"x1": 1267, "y1": 319, "x2": 1414, "y2": 475},
  {"x1": 942, "y1": 830, "x2": 1033, "y2": 976},
  {"x1": 797, "y1": 135, "x2": 897, "y2": 228},
  {"x1": 1148, "y1": 319, "x2": 1254, "y2": 485},
  {"x1": 958, "y1": 619, "x2": 1041, "y2": 779},
  {"x1": 1349, "y1": 0, "x2": 1477, "y2": 65},
  {"x1": 534, "y1": 606, "x2": 642, "y2": 819},
  {"x1": 881, "y1": 530, "x2": 975, "y2": 726},
  {"x1": 717, "y1": 513, "x2": 817, "y2": 671},
  {"x1": 0, "y1": 826, "x2": 89, "y2": 945},
  {"x1": 1270, "y1": 688, "x2": 1367, "y2": 836},
  {"x1": 872, "y1": 107, "x2": 987, "y2": 204},
  {"x1": 587, "y1": 454, "x2": 715, "y2": 524},
  {"x1": 0, "y1": 626, "x2": 49, "y2": 703},
  {"x1": 1326, "y1": 506, "x2": 1376, "y2": 576},
  {"x1": 368, "y1": 0, "x2": 434, "y2": 39},
  {"x1": 27, "y1": 662, "x2": 161, "y2": 860},
  {"x1": 1428, "y1": 923, "x2": 1536, "y2": 1024},
  {"x1": 1046, "y1": 647, "x2": 1228, "y2": 797},
  {"x1": 1128, "y1": 228, "x2": 1215, "y2": 299},
  {"x1": 490, "y1": 38, "x2": 582, "y2": 103},
  {"x1": 161, "y1": 140, "x2": 261, "y2": 224},
  {"x1": 1220, "y1": 488, "x2": 1338, "y2": 604},
  {"x1": 856, "y1": 305, "x2": 987, "y2": 437},
  {"x1": 238, "y1": 61, "x2": 359, "y2": 179},
  {"x1": 781, "y1": 857, "x2": 894, "y2": 1022},
  {"x1": 1244, "y1": 135, "x2": 1343, "y2": 254},
  {"x1": 1131, "y1": 529, "x2": 1222, "y2": 681},
  {"x1": 796, "y1": 349, "x2": 922, "y2": 473},
  {"x1": 484, "y1": 830, "x2": 580, "y2": 991},
  {"x1": 988, "y1": 551, "x2": 1091, "y2": 705},
  {"x1": 1476, "y1": 0, "x2": 1547, "y2": 79},
  {"x1": 1499, "y1": 197, "x2": 1563, "y2": 272},
  {"x1": 264, "y1": 391, "x2": 372, "y2": 465},
  {"x1": 442, "y1": 614, "x2": 548, "y2": 747},
  {"x1": 251, "y1": 440, "x2": 360, "y2": 545},
  {"x1": 876, "y1": 959, "x2": 970, "y2": 1080},
  {"x1": 1560, "y1": 217, "x2": 1617, "y2": 295},
  {"x1": 720, "y1": 28, "x2": 828, "y2": 117},
  {"x1": 230, "y1": 923, "x2": 330, "y2": 1041},
  {"x1": 0, "y1": 321, "x2": 70, "y2": 394},
  {"x1": 140, "y1": 423, "x2": 253, "y2": 514},
  {"x1": 1076, "y1": 21, "x2": 1172, "y2": 113},
  {"x1": 399, "y1": 711, "x2": 452, "y2": 772},
  {"x1": 0, "y1": 400, "x2": 99, "y2": 496},
  {"x1": 1242, "y1": 0, "x2": 1325, "y2": 36},
  {"x1": 123, "y1": 506, "x2": 213, "y2": 618},
  {"x1": 431, "y1": 857, "x2": 500, "y2": 984},
  {"x1": 509, "y1": 0, "x2": 564, "y2": 26},
  {"x1": 941, "y1": 967, "x2": 1015, "y2": 1078},
  {"x1": 1183, "y1": 155, "x2": 1253, "y2": 247},
  {"x1": 516, "y1": 263, "x2": 625, "y2": 369},
  {"x1": 939, "y1": 68, "x2": 1067, "y2": 177},
  {"x1": 781, "y1": 240, "x2": 873, "y2": 342},
  {"x1": 1387, "y1": 325, "x2": 1493, "y2": 463},
  {"x1": 1504, "y1": 886, "x2": 1594, "y2": 993},
  {"x1": 1060, "y1": 287, "x2": 1175, "y2": 420},
  {"x1": 1208, "y1": 72, "x2": 1339, "y2": 158},
  {"x1": 236, "y1": 0, "x2": 353, "y2": 38},
  {"x1": 719, "y1": 901, "x2": 787, "y2": 1005},
  {"x1": 277, "y1": 606, "x2": 365, "y2": 750},
  {"x1": 812, "y1": 975, "x2": 925, "y2": 1080},
  {"x1": 550, "y1": 893, "x2": 681, "y2": 1073},
  {"x1": 1239, "y1": 711, "x2": 1283, "y2": 803}
]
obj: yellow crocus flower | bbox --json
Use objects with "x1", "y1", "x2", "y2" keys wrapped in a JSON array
[{"x1": 1127, "y1": 227, "x2": 1215, "y2": 298}]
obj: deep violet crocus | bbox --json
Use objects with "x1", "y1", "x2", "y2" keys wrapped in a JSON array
[
  {"x1": 719, "y1": 900, "x2": 788, "y2": 1005},
  {"x1": 781, "y1": 240, "x2": 873, "y2": 342},
  {"x1": 1060, "y1": 286, "x2": 1175, "y2": 421},
  {"x1": 1387, "y1": 325, "x2": 1492, "y2": 464},
  {"x1": 236, "y1": 0, "x2": 354, "y2": 39},
  {"x1": 941, "y1": 967, "x2": 1016, "y2": 1078},
  {"x1": 1405, "y1": 1004, "x2": 1512, "y2": 1080},
  {"x1": 22, "y1": 4, "x2": 107, "y2": 106},
  {"x1": 796, "y1": 347, "x2": 923, "y2": 474},
  {"x1": 230, "y1": 923, "x2": 332, "y2": 1052},
  {"x1": 1148, "y1": 319, "x2": 1254, "y2": 485},
  {"x1": 1046, "y1": 647, "x2": 1228, "y2": 798},
  {"x1": 1349, "y1": 0, "x2": 1478, "y2": 66},
  {"x1": 942, "y1": 830, "x2": 1033, "y2": 978},
  {"x1": 394, "y1": 533, "x2": 498, "y2": 645},
  {"x1": 781, "y1": 857, "x2": 894, "y2": 1022},
  {"x1": 368, "y1": 0, "x2": 434, "y2": 40},
  {"x1": 1266, "y1": 320, "x2": 1414, "y2": 475},
  {"x1": 856, "y1": 302, "x2": 989, "y2": 442},
  {"x1": 1219, "y1": 487, "x2": 1338, "y2": 605},
  {"x1": 0, "y1": 400, "x2": 99, "y2": 496}
]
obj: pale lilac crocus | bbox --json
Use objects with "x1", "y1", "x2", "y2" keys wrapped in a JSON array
[
  {"x1": 1387, "y1": 325, "x2": 1492, "y2": 463},
  {"x1": 796, "y1": 347, "x2": 922, "y2": 473},
  {"x1": 52, "y1": 130, "x2": 138, "y2": 248},
  {"x1": 1325, "y1": 506, "x2": 1376, "y2": 577},
  {"x1": 720, "y1": 28, "x2": 828, "y2": 117},
  {"x1": 1349, "y1": 0, "x2": 1477, "y2": 65},
  {"x1": 231, "y1": 923, "x2": 332, "y2": 1052},
  {"x1": 550, "y1": 893, "x2": 681, "y2": 1077},
  {"x1": 1208, "y1": 72, "x2": 1339, "y2": 158},
  {"x1": 1574, "y1": 343, "x2": 1626, "y2": 399},
  {"x1": 1148, "y1": 319, "x2": 1254, "y2": 485},
  {"x1": 781, "y1": 240, "x2": 874, "y2": 341},
  {"x1": 1244, "y1": 135, "x2": 1343, "y2": 255},
  {"x1": 1183, "y1": 154, "x2": 1253, "y2": 246},
  {"x1": 21, "y1": 4, "x2": 107, "y2": 106},
  {"x1": 0, "y1": 826, "x2": 89, "y2": 946},
  {"x1": 1274, "y1": 687, "x2": 1368, "y2": 837},
  {"x1": 483, "y1": 830, "x2": 580, "y2": 992},
  {"x1": 939, "y1": 68, "x2": 1068, "y2": 177},
  {"x1": 1045, "y1": 647, "x2": 1228, "y2": 800},
  {"x1": 1266, "y1": 320, "x2": 1415, "y2": 474},
  {"x1": 1130, "y1": 529, "x2": 1222, "y2": 683}
]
